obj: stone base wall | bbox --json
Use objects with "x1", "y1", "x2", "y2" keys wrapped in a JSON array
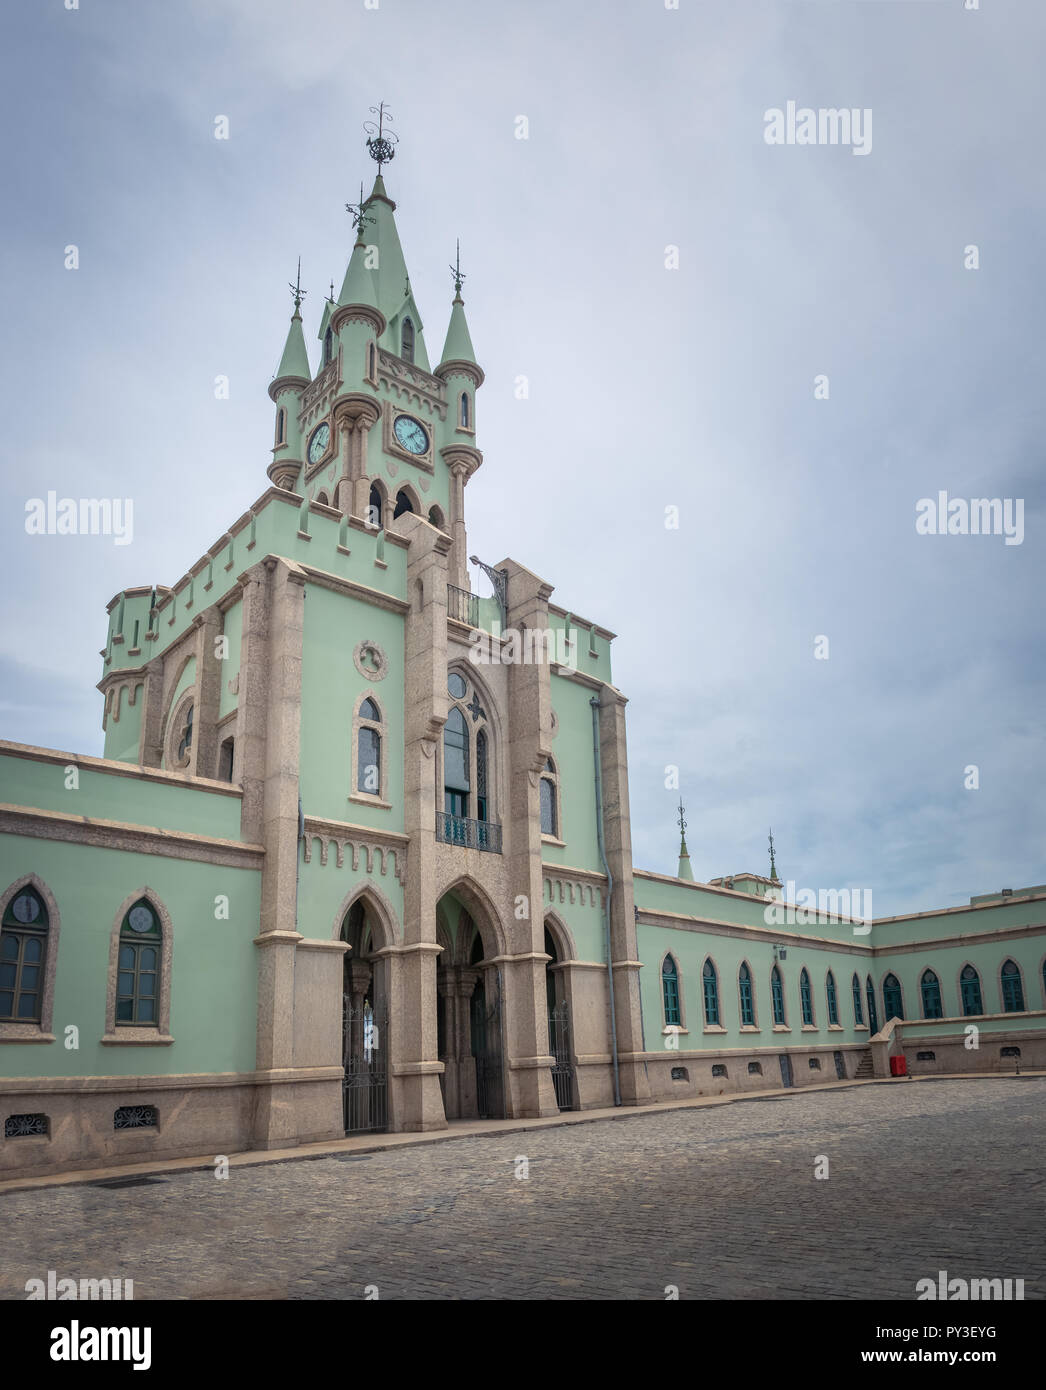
[
  {"x1": 0, "y1": 1071, "x2": 343, "y2": 1182},
  {"x1": 901, "y1": 1030, "x2": 1046, "y2": 1076},
  {"x1": 640, "y1": 1045, "x2": 861, "y2": 1100}
]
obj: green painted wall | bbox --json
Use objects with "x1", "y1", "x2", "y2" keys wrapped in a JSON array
[
  {"x1": 542, "y1": 883, "x2": 605, "y2": 963},
  {"x1": 297, "y1": 853, "x2": 404, "y2": 943},
  {"x1": 0, "y1": 753, "x2": 242, "y2": 840},
  {"x1": 104, "y1": 681, "x2": 144, "y2": 765},
  {"x1": 541, "y1": 674, "x2": 601, "y2": 874},
  {"x1": 0, "y1": 834, "x2": 259, "y2": 1078},
  {"x1": 299, "y1": 586, "x2": 405, "y2": 830}
]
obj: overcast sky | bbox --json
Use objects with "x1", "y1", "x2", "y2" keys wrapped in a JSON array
[{"x1": 1, "y1": 0, "x2": 1042, "y2": 917}]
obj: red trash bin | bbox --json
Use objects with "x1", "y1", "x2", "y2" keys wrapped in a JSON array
[{"x1": 890, "y1": 1055, "x2": 908, "y2": 1076}]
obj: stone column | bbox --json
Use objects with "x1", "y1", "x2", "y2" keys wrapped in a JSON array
[
  {"x1": 138, "y1": 657, "x2": 165, "y2": 768},
  {"x1": 498, "y1": 558, "x2": 560, "y2": 1119},
  {"x1": 595, "y1": 685, "x2": 651, "y2": 1106},
  {"x1": 192, "y1": 605, "x2": 223, "y2": 780},
  {"x1": 394, "y1": 512, "x2": 454, "y2": 1130},
  {"x1": 241, "y1": 557, "x2": 309, "y2": 1149}
]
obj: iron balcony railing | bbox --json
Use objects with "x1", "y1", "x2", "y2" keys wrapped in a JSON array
[
  {"x1": 447, "y1": 584, "x2": 479, "y2": 627},
  {"x1": 436, "y1": 812, "x2": 502, "y2": 854}
]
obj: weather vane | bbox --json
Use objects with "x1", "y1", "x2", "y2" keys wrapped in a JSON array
[
  {"x1": 677, "y1": 799, "x2": 687, "y2": 838},
  {"x1": 450, "y1": 239, "x2": 466, "y2": 297},
  {"x1": 364, "y1": 101, "x2": 398, "y2": 171},
  {"x1": 345, "y1": 182, "x2": 375, "y2": 240},
  {"x1": 328, "y1": 279, "x2": 335, "y2": 303},
  {"x1": 288, "y1": 257, "x2": 306, "y2": 312},
  {"x1": 768, "y1": 827, "x2": 779, "y2": 881}
]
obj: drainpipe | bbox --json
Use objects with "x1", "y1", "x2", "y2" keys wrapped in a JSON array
[{"x1": 591, "y1": 697, "x2": 622, "y2": 1107}]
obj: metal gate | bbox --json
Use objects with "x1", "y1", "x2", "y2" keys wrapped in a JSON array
[
  {"x1": 833, "y1": 1049, "x2": 846, "y2": 1080},
  {"x1": 471, "y1": 985, "x2": 505, "y2": 1120},
  {"x1": 548, "y1": 1002, "x2": 576, "y2": 1111},
  {"x1": 343, "y1": 999, "x2": 388, "y2": 1134},
  {"x1": 779, "y1": 1053, "x2": 794, "y2": 1088}
]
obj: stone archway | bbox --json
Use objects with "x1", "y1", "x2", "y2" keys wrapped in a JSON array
[
  {"x1": 436, "y1": 888, "x2": 505, "y2": 1121},
  {"x1": 337, "y1": 893, "x2": 394, "y2": 1134}
]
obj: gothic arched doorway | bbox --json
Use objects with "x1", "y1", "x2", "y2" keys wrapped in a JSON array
[
  {"x1": 435, "y1": 892, "x2": 505, "y2": 1121},
  {"x1": 340, "y1": 897, "x2": 389, "y2": 1133},
  {"x1": 545, "y1": 921, "x2": 576, "y2": 1112}
]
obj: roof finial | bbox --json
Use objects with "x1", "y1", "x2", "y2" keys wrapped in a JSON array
[
  {"x1": 450, "y1": 238, "x2": 466, "y2": 299},
  {"x1": 364, "y1": 101, "x2": 398, "y2": 172},
  {"x1": 328, "y1": 279, "x2": 335, "y2": 304},
  {"x1": 677, "y1": 799, "x2": 694, "y2": 882},
  {"x1": 345, "y1": 182, "x2": 375, "y2": 245},
  {"x1": 288, "y1": 257, "x2": 306, "y2": 314},
  {"x1": 768, "y1": 827, "x2": 779, "y2": 883}
]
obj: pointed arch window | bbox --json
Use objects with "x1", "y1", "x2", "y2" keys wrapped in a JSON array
[
  {"x1": 852, "y1": 972, "x2": 864, "y2": 1025},
  {"x1": 540, "y1": 757, "x2": 560, "y2": 838},
  {"x1": 368, "y1": 342, "x2": 377, "y2": 381},
  {"x1": 882, "y1": 973, "x2": 903, "y2": 1021},
  {"x1": 921, "y1": 969, "x2": 943, "y2": 1019},
  {"x1": 368, "y1": 483, "x2": 384, "y2": 531},
  {"x1": 177, "y1": 704, "x2": 194, "y2": 762},
  {"x1": 476, "y1": 729, "x2": 489, "y2": 823},
  {"x1": 401, "y1": 317, "x2": 415, "y2": 363},
  {"x1": 826, "y1": 970, "x2": 839, "y2": 1026},
  {"x1": 738, "y1": 963, "x2": 755, "y2": 1026},
  {"x1": 275, "y1": 408, "x2": 286, "y2": 446},
  {"x1": 393, "y1": 489, "x2": 414, "y2": 519},
  {"x1": 460, "y1": 392, "x2": 470, "y2": 429},
  {"x1": 800, "y1": 967, "x2": 814, "y2": 1025},
  {"x1": 702, "y1": 958, "x2": 720, "y2": 1026},
  {"x1": 960, "y1": 965, "x2": 983, "y2": 1016},
  {"x1": 1001, "y1": 959, "x2": 1025, "y2": 1013},
  {"x1": 0, "y1": 886, "x2": 49, "y2": 1023},
  {"x1": 355, "y1": 696, "x2": 384, "y2": 798},
  {"x1": 443, "y1": 706, "x2": 469, "y2": 820},
  {"x1": 771, "y1": 965, "x2": 785, "y2": 1025},
  {"x1": 439, "y1": 670, "x2": 499, "y2": 851},
  {"x1": 662, "y1": 955, "x2": 681, "y2": 1026},
  {"x1": 865, "y1": 975, "x2": 879, "y2": 1034},
  {"x1": 117, "y1": 900, "x2": 161, "y2": 1026},
  {"x1": 324, "y1": 326, "x2": 333, "y2": 366}
]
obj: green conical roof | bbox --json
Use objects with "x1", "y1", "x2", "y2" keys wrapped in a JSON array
[
  {"x1": 275, "y1": 309, "x2": 311, "y2": 383},
  {"x1": 337, "y1": 174, "x2": 429, "y2": 369},
  {"x1": 439, "y1": 293, "x2": 477, "y2": 368}
]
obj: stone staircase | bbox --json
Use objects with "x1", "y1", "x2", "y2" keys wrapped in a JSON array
[{"x1": 853, "y1": 1049, "x2": 874, "y2": 1079}]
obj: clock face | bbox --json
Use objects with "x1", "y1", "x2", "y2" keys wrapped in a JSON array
[
  {"x1": 394, "y1": 415, "x2": 429, "y2": 455},
  {"x1": 307, "y1": 422, "x2": 330, "y2": 464},
  {"x1": 128, "y1": 904, "x2": 156, "y2": 934}
]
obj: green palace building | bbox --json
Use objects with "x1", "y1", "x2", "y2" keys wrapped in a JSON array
[{"x1": 2, "y1": 135, "x2": 1044, "y2": 1181}]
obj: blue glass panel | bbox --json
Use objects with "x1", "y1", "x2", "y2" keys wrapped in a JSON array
[
  {"x1": 0, "y1": 963, "x2": 14, "y2": 988},
  {"x1": 23, "y1": 937, "x2": 42, "y2": 963},
  {"x1": 17, "y1": 993, "x2": 38, "y2": 1018},
  {"x1": 138, "y1": 998, "x2": 156, "y2": 1022},
  {"x1": 119, "y1": 945, "x2": 135, "y2": 969},
  {"x1": 1, "y1": 935, "x2": 19, "y2": 960}
]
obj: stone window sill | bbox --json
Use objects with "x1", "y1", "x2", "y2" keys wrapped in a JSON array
[
  {"x1": 101, "y1": 1032, "x2": 174, "y2": 1046},
  {"x1": 801, "y1": 1024, "x2": 818, "y2": 1032},
  {"x1": 703, "y1": 1025, "x2": 727, "y2": 1034},
  {"x1": 662, "y1": 1026, "x2": 688, "y2": 1035},
  {"x1": 772, "y1": 1024, "x2": 791, "y2": 1033},
  {"x1": 854, "y1": 1024, "x2": 869, "y2": 1032},
  {"x1": 348, "y1": 794, "x2": 393, "y2": 811},
  {"x1": 740, "y1": 1025, "x2": 760, "y2": 1033},
  {"x1": 0, "y1": 1028, "x2": 55, "y2": 1044},
  {"x1": 541, "y1": 834, "x2": 566, "y2": 848},
  {"x1": 828, "y1": 1024, "x2": 844, "y2": 1031}
]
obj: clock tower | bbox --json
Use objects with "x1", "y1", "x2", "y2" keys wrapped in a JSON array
[{"x1": 268, "y1": 109, "x2": 484, "y2": 590}]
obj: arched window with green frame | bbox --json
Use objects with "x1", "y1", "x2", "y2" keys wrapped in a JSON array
[
  {"x1": 882, "y1": 973, "x2": 903, "y2": 1021},
  {"x1": 800, "y1": 967, "x2": 814, "y2": 1025},
  {"x1": 662, "y1": 955, "x2": 681, "y2": 1026},
  {"x1": 702, "y1": 958, "x2": 719, "y2": 1026},
  {"x1": 738, "y1": 962, "x2": 755, "y2": 1026},
  {"x1": 770, "y1": 965, "x2": 785, "y2": 1025},
  {"x1": 117, "y1": 899, "x2": 161, "y2": 1026},
  {"x1": 921, "y1": 969, "x2": 943, "y2": 1019},
  {"x1": 826, "y1": 970, "x2": 839, "y2": 1026},
  {"x1": 1001, "y1": 959, "x2": 1025, "y2": 1013},
  {"x1": 851, "y1": 972, "x2": 864, "y2": 1025},
  {"x1": 960, "y1": 964, "x2": 983, "y2": 1016},
  {"x1": 0, "y1": 886, "x2": 49, "y2": 1023}
]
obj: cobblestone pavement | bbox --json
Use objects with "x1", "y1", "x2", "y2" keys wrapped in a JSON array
[{"x1": 3, "y1": 1079, "x2": 1044, "y2": 1300}]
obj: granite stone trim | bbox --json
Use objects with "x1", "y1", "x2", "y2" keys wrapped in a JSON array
[{"x1": 0, "y1": 804, "x2": 264, "y2": 871}]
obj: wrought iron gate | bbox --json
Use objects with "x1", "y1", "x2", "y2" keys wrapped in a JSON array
[
  {"x1": 779, "y1": 1052, "x2": 794, "y2": 1088},
  {"x1": 471, "y1": 986, "x2": 505, "y2": 1120},
  {"x1": 548, "y1": 1001, "x2": 576, "y2": 1111},
  {"x1": 343, "y1": 999, "x2": 388, "y2": 1134}
]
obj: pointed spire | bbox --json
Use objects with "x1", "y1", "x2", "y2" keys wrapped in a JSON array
[
  {"x1": 272, "y1": 262, "x2": 311, "y2": 386},
  {"x1": 768, "y1": 827, "x2": 780, "y2": 884},
  {"x1": 676, "y1": 800, "x2": 695, "y2": 882},
  {"x1": 439, "y1": 240, "x2": 478, "y2": 370}
]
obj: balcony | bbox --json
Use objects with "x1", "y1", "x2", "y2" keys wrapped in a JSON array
[
  {"x1": 447, "y1": 584, "x2": 479, "y2": 627},
  {"x1": 436, "y1": 812, "x2": 502, "y2": 854}
]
